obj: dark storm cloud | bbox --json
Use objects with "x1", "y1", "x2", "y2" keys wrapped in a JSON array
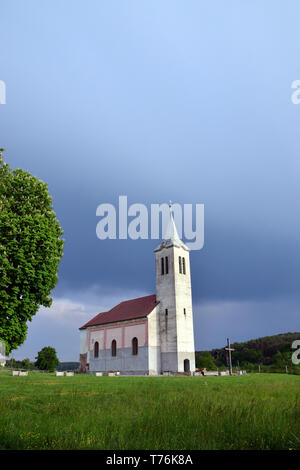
[{"x1": 1, "y1": 1, "x2": 300, "y2": 359}]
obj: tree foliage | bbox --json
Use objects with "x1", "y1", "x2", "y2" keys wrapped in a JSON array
[
  {"x1": 22, "y1": 358, "x2": 31, "y2": 370},
  {"x1": 35, "y1": 346, "x2": 59, "y2": 372},
  {"x1": 0, "y1": 155, "x2": 64, "y2": 353},
  {"x1": 195, "y1": 351, "x2": 217, "y2": 370}
]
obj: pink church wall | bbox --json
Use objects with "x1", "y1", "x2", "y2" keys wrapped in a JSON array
[
  {"x1": 106, "y1": 326, "x2": 122, "y2": 349},
  {"x1": 124, "y1": 323, "x2": 147, "y2": 348},
  {"x1": 87, "y1": 319, "x2": 148, "y2": 351},
  {"x1": 90, "y1": 329, "x2": 104, "y2": 349}
]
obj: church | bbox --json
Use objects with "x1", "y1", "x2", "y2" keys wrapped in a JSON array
[{"x1": 79, "y1": 207, "x2": 196, "y2": 375}]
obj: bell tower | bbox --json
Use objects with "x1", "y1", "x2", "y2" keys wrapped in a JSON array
[{"x1": 154, "y1": 204, "x2": 195, "y2": 373}]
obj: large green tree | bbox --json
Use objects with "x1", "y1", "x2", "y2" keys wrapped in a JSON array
[
  {"x1": 196, "y1": 351, "x2": 217, "y2": 370},
  {"x1": 0, "y1": 151, "x2": 64, "y2": 353},
  {"x1": 35, "y1": 346, "x2": 59, "y2": 372},
  {"x1": 22, "y1": 358, "x2": 31, "y2": 370}
]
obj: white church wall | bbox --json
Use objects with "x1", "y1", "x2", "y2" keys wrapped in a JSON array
[
  {"x1": 79, "y1": 329, "x2": 89, "y2": 372},
  {"x1": 155, "y1": 242, "x2": 196, "y2": 373},
  {"x1": 173, "y1": 246, "x2": 196, "y2": 372},
  {"x1": 155, "y1": 247, "x2": 178, "y2": 372},
  {"x1": 148, "y1": 305, "x2": 161, "y2": 375},
  {"x1": 80, "y1": 329, "x2": 88, "y2": 355}
]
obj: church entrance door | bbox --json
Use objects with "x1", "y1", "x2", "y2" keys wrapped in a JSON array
[{"x1": 184, "y1": 359, "x2": 190, "y2": 372}]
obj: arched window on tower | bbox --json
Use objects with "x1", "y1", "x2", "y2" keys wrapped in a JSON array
[
  {"x1": 111, "y1": 339, "x2": 117, "y2": 357},
  {"x1": 165, "y1": 256, "x2": 169, "y2": 274},
  {"x1": 179, "y1": 256, "x2": 182, "y2": 273},
  {"x1": 182, "y1": 257, "x2": 186, "y2": 274},
  {"x1": 94, "y1": 341, "x2": 99, "y2": 358},
  {"x1": 161, "y1": 257, "x2": 164, "y2": 275},
  {"x1": 132, "y1": 337, "x2": 138, "y2": 356}
]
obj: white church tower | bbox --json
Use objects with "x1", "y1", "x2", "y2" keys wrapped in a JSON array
[{"x1": 154, "y1": 205, "x2": 196, "y2": 373}]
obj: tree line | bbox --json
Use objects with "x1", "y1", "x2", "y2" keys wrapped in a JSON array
[
  {"x1": 196, "y1": 332, "x2": 300, "y2": 374},
  {"x1": 6, "y1": 346, "x2": 59, "y2": 372}
]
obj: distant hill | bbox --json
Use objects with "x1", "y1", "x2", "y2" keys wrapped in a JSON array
[{"x1": 196, "y1": 332, "x2": 300, "y2": 373}]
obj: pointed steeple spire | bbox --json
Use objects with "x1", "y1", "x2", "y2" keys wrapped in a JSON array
[
  {"x1": 154, "y1": 201, "x2": 190, "y2": 252},
  {"x1": 163, "y1": 201, "x2": 181, "y2": 242}
]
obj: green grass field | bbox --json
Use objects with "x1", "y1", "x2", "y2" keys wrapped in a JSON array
[{"x1": 0, "y1": 371, "x2": 299, "y2": 450}]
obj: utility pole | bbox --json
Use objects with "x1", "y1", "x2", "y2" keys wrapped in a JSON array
[{"x1": 225, "y1": 338, "x2": 235, "y2": 376}]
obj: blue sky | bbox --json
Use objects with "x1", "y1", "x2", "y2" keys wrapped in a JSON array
[{"x1": 1, "y1": 1, "x2": 299, "y2": 361}]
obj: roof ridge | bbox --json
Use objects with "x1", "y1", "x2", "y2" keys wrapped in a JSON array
[
  {"x1": 120, "y1": 293, "x2": 156, "y2": 302},
  {"x1": 79, "y1": 294, "x2": 158, "y2": 330}
]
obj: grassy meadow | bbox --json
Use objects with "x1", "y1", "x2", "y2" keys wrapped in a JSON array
[{"x1": 0, "y1": 370, "x2": 299, "y2": 450}]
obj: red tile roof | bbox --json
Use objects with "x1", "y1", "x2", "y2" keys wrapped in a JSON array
[{"x1": 79, "y1": 294, "x2": 158, "y2": 330}]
